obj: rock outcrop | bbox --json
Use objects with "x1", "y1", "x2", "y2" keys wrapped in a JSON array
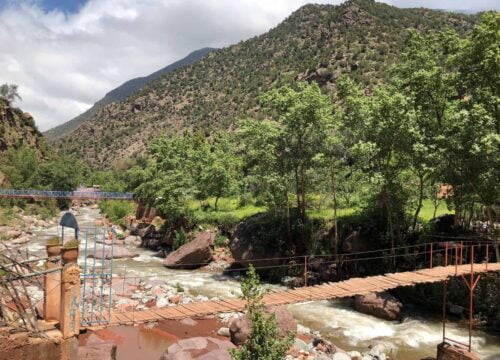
[
  {"x1": 354, "y1": 292, "x2": 402, "y2": 321},
  {"x1": 163, "y1": 232, "x2": 213, "y2": 269}
]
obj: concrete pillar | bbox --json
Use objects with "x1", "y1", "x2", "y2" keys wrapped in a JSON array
[
  {"x1": 44, "y1": 256, "x2": 61, "y2": 321},
  {"x1": 60, "y1": 263, "x2": 81, "y2": 339}
]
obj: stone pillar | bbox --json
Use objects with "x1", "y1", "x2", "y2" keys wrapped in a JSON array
[
  {"x1": 60, "y1": 263, "x2": 81, "y2": 339},
  {"x1": 44, "y1": 256, "x2": 61, "y2": 321}
]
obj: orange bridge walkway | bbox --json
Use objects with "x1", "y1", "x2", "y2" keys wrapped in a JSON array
[{"x1": 86, "y1": 262, "x2": 500, "y2": 328}]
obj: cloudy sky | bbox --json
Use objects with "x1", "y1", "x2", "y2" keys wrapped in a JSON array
[{"x1": 0, "y1": 0, "x2": 498, "y2": 131}]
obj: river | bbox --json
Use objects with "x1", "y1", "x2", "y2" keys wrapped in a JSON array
[{"x1": 25, "y1": 206, "x2": 500, "y2": 360}]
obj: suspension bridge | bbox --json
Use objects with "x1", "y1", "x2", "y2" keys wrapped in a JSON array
[
  {"x1": 98, "y1": 262, "x2": 500, "y2": 327},
  {"x1": 0, "y1": 188, "x2": 133, "y2": 200}
]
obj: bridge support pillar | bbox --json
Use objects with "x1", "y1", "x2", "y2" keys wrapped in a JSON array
[
  {"x1": 60, "y1": 263, "x2": 81, "y2": 338},
  {"x1": 43, "y1": 256, "x2": 61, "y2": 322}
]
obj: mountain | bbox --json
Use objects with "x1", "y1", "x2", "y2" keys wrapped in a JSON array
[
  {"x1": 0, "y1": 98, "x2": 45, "y2": 156},
  {"x1": 54, "y1": 0, "x2": 477, "y2": 168},
  {"x1": 44, "y1": 47, "x2": 215, "y2": 140}
]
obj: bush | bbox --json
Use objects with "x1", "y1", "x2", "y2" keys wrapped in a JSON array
[
  {"x1": 230, "y1": 265, "x2": 295, "y2": 360},
  {"x1": 99, "y1": 200, "x2": 134, "y2": 228},
  {"x1": 239, "y1": 193, "x2": 253, "y2": 207},
  {"x1": 214, "y1": 234, "x2": 228, "y2": 248},
  {"x1": 172, "y1": 228, "x2": 188, "y2": 250}
]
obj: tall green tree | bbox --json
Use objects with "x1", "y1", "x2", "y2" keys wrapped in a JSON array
[{"x1": 241, "y1": 83, "x2": 335, "y2": 250}]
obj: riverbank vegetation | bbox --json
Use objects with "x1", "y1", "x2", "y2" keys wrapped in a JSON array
[{"x1": 127, "y1": 13, "x2": 498, "y2": 259}]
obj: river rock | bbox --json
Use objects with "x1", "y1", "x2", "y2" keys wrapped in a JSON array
[
  {"x1": 10, "y1": 235, "x2": 30, "y2": 245},
  {"x1": 332, "y1": 353, "x2": 351, "y2": 360},
  {"x1": 159, "y1": 336, "x2": 235, "y2": 360},
  {"x1": 163, "y1": 233, "x2": 213, "y2": 269},
  {"x1": 6, "y1": 229, "x2": 22, "y2": 238},
  {"x1": 229, "y1": 306, "x2": 296, "y2": 346},
  {"x1": 217, "y1": 327, "x2": 230, "y2": 337},
  {"x1": 341, "y1": 230, "x2": 368, "y2": 253},
  {"x1": 87, "y1": 246, "x2": 138, "y2": 260},
  {"x1": 124, "y1": 235, "x2": 141, "y2": 246},
  {"x1": 354, "y1": 292, "x2": 402, "y2": 321},
  {"x1": 156, "y1": 297, "x2": 169, "y2": 308},
  {"x1": 449, "y1": 304, "x2": 465, "y2": 316},
  {"x1": 169, "y1": 295, "x2": 181, "y2": 304}
]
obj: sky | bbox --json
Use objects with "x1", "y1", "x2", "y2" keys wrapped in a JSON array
[{"x1": 0, "y1": 0, "x2": 498, "y2": 131}]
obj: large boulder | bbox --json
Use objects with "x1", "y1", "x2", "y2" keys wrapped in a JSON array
[
  {"x1": 341, "y1": 231, "x2": 368, "y2": 253},
  {"x1": 354, "y1": 292, "x2": 402, "y2": 321},
  {"x1": 430, "y1": 214, "x2": 455, "y2": 233},
  {"x1": 164, "y1": 232, "x2": 213, "y2": 269},
  {"x1": 229, "y1": 306, "x2": 297, "y2": 346},
  {"x1": 229, "y1": 213, "x2": 286, "y2": 268},
  {"x1": 159, "y1": 336, "x2": 235, "y2": 360},
  {"x1": 123, "y1": 235, "x2": 141, "y2": 246},
  {"x1": 87, "y1": 246, "x2": 138, "y2": 260}
]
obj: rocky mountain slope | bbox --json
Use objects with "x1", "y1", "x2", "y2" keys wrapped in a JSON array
[
  {"x1": 54, "y1": 0, "x2": 477, "y2": 168},
  {"x1": 44, "y1": 47, "x2": 215, "y2": 140},
  {"x1": 0, "y1": 98, "x2": 46, "y2": 184},
  {"x1": 0, "y1": 99, "x2": 45, "y2": 156}
]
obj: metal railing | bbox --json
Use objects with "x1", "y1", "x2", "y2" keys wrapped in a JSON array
[{"x1": 0, "y1": 189, "x2": 133, "y2": 200}]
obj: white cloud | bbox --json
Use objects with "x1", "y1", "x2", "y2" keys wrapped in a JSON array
[{"x1": 0, "y1": 0, "x2": 498, "y2": 131}]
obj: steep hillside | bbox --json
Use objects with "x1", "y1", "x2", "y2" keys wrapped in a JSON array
[
  {"x1": 45, "y1": 47, "x2": 215, "y2": 140},
  {"x1": 0, "y1": 98, "x2": 45, "y2": 156},
  {"x1": 55, "y1": 0, "x2": 476, "y2": 168},
  {"x1": 0, "y1": 98, "x2": 47, "y2": 185}
]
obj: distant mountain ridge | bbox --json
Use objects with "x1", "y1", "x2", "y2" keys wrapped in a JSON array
[
  {"x1": 54, "y1": 0, "x2": 478, "y2": 168},
  {"x1": 44, "y1": 47, "x2": 215, "y2": 139}
]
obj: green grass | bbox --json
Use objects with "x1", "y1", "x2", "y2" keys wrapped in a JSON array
[
  {"x1": 308, "y1": 207, "x2": 357, "y2": 220},
  {"x1": 188, "y1": 197, "x2": 265, "y2": 224},
  {"x1": 99, "y1": 200, "x2": 135, "y2": 228},
  {"x1": 186, "y1": 196, "x2": 452, "y2": 226},
  {"x1": 418, "y1": 199, "x2": 453, "y2": 221}
]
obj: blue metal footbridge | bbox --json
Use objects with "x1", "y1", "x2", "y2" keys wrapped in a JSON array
[{"x1": 0, "y1": 189, "x2": 133, "y2": 201}]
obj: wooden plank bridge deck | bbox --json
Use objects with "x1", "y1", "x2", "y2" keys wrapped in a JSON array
[{"x1": 84, "y1": 262, "x2": 500, "y2": 329}]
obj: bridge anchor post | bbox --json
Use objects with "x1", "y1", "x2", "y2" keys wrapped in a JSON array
[
  {"x1": 60, "y1": 263, "x2": 81, "y2": 338},
  {"x1": 43, "y1": 255, "x2": 61, "y2": 322}
]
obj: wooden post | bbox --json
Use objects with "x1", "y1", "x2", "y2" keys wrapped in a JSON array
[
  {"x1": 44, "y1": 256, "x2": 61, "y2": 321},
  {"x1": 304, "y1": 256, "x2": 307, "y2": 287},
  {"x1": 430, "y1": 243, "x2": 433, "y2": 269},
  {"x1": 60, "y1": 263, "x2": 81, "y2": 338}
]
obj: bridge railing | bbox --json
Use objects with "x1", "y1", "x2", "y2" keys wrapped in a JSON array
[{"x1": 0, "y1": 189, "x2": 134, "y2": 200}]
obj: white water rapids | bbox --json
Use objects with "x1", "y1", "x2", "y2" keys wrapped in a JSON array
[{"x1": 25, "y1": 207, "x2": 500, "y2": 360}]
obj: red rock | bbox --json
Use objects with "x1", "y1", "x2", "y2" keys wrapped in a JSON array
[
  {"x1": 169, "y1": 295, "x2": 181, "y2": 304},
  {"x1": 163, "y1": 233, "x2": 213, "y2": 269},
  {"x1": 354, "y1": 291, "x2": 402, "y2": 321},
  {"x1": 229, "y1": 306, "x2": 297, "y2": 346}
]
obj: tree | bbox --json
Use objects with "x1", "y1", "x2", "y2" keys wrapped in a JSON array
[
  {"x1": 241, "y1": 83, "x2": 334, "y2": 251},
  {"x1": 390, "y1": 30, "x2": 458, "y2": 229},
  {"x1": 0, "y1": 84, "x2": 21, "y2": 104},
  {"x1": 230, "y1": 265, "x2": 295, "y2": 360},
  {"x1": 197, "y1": 132, "x2": 242, "y2": 210},
  {"x1": 337, "y1": 76, "x2": 413, "y2": 257},
  {"x1": 0, "y1": 145, "x2": 38, "y2": 189}
]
